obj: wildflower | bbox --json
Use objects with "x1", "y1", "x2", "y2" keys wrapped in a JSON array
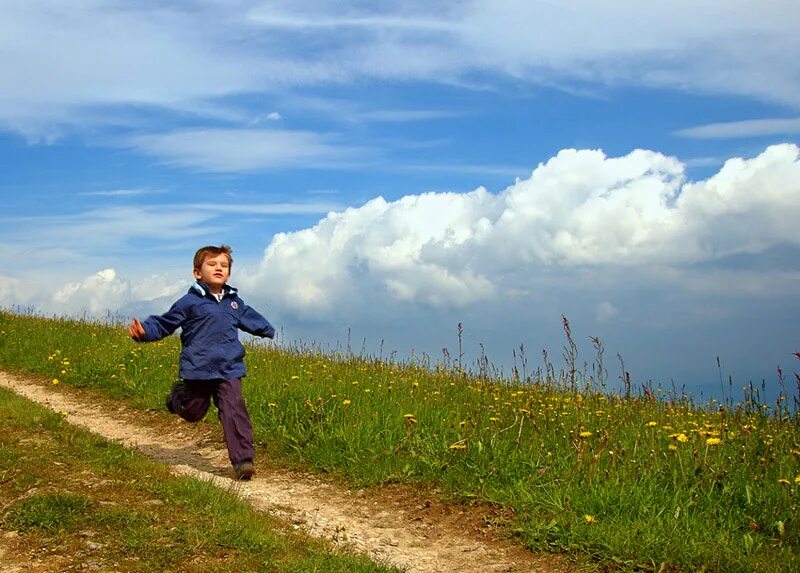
[
  {"x1": 795, "y1": 475, "x2": 800, "y2": 485},
  {"x1": 489, "y1": 417, "x2": 500, "y2": 422},
  {"x1": 778, "y1": 479, "x2": 790, "y2": 486},
  {"x1": 52, "y1": 378, "x2": 59, "y2": 385},
  {"x1": 579, "y1": 431, "x2": 593, "y2": 438},
  {"x1": 403, "y1": 414, "x2": 417, "y2": 424},
  {"x1": 584, "y1": 514, "x2": 596, "y2": 524},
  {"x1": 676, "y1": 433, "x2": 689, "y2": 443},
  {"x1": 668, "y1": 444, "x2": 679, "y2": 451},
  {"x1": 268, "y1": 403, "x2": 278, "y2": 409},
  {"x1": 646, "y1": 421, "x2": 657, "y2": 427},
  {"x1": 290, "y1": 375, "x2": 300, "y2": 380},
  {"x1": 342, "y1": 399, "x2": 352, "y2": 406},
  {"x1": 706, "y1": 437, "x2": 722, "y2": 446}
]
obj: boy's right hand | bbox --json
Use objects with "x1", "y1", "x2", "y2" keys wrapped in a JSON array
[{"x1": 128, "y1": 318, "x2": 145, "y2": 341}]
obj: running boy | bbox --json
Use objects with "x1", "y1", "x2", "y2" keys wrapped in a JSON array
[{"x1": 128, "y1": 245, "x2": 275, "y2": 480}]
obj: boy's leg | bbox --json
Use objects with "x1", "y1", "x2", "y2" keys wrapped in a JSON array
[
  {"x1": 167, "y1": 380, "x2": 212, "y2": 422},
  {"x1": 211, "y1": 378, "x2": 255, "y2": 466}
]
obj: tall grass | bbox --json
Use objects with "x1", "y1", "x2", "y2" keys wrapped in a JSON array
[{"x1": 0, "y1": 310, "x2": 797, "y2": 572}]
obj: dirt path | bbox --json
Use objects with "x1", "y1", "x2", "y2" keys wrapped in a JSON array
[{"x1": 0, "y1": 371, "x2": 573, "y2": 573}]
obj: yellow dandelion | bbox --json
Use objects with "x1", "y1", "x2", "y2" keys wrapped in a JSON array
[
  {"x1": 579, "y1": 431, "x2": 593, "y2": 438},
  {"x1": 584, "y1": 514, "x2": 596, "y2": 524},
  {"x1": 706, "y1": 437, "x2": 722, "y2": 446},
  {"x1": 51, "y1": 378, "x2": 59, "y2": 385},
  {"x1": 489, "y1": 416, "x2": 500, "y2": 422},
  {"x1": 794, "y1": 475, "x2": 800, "y2": 485},
  {"x1": 646, "y1": 421, "x2": 657, "y2": 427},
  {"x1": 342, "y1": 399, "x2": 352, "y2": 406},
  {"x1": 676, "y1": 433, "x2": 689, "y2": 443},
  {"x1": 268, "y1": 402, "x2": 278, "y2": 408},
  {"x1": 668, "y1": 444, "x2": 679, "y2": 451},
  {"x1": 290, "y1": 375, "x2": 300, "y2": 380}
]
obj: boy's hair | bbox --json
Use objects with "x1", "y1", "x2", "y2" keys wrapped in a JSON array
[{"x1": 193, "y1": 245, "x2": 233, "y2": 270}]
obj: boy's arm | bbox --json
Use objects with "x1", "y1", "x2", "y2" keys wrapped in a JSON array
[
  {"x1": 238, "y1": 301, "x2": 276, "y2": 339},
  {"x1": 134, "y1": 300, "x2": 188, "y2": 342}
]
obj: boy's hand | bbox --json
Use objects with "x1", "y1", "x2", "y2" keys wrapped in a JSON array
[{"x1": 128, "y1": 318, "x2": 145, "y2": 341}]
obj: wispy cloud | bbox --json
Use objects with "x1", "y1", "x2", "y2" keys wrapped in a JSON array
[
  {"x1": 356, "y1": 109, "x2": 464, "y2": 123},
  {"x1": 187, "y1": 202, "x2": 344, "y2": 215},
  {"x1": 78, "y1": 188, "x2": 165, "y2": 197},
  {"x1": 674, "y1": 118, "x2": 800, "y2": 139},
  {"x1": 128, "y1": 128, "x2": 371, "y2": 172},
  {"x1": 2, "y1": 1, "x2": 799, "y2": 142}
]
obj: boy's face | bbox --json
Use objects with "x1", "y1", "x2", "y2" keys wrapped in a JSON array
[{"x1": 193, "y1": 252, "x2": 231, "y2": 293}]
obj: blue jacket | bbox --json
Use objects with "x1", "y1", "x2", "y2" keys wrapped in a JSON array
[{"x1": 139, "y1": 281, "x2": 275, "y2": 380}]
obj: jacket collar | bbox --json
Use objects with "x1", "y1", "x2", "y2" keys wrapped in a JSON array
[{"x1": 190, "y1": 281, "x2": 238, "y2": 298}]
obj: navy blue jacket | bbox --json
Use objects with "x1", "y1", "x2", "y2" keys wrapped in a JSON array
[{"x1": 139, "y1": 281, "x2": 275, "y2": 380}]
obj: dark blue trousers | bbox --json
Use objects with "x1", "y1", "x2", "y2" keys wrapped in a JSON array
[{"x1": 167, "y1": 378, "x2": 255, "y2": 464}]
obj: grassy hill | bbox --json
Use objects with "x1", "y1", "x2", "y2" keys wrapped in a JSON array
[{"x1": 0, "y1": 311, "x2": 797, "y2": 572}]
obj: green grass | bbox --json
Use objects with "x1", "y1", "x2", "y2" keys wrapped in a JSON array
[
  {"x1": 0, "y1": 387, "x2": 399, "y2": 573},
  {"x1": 1, "y1": 311, "x2": 798, "y2": 572}
]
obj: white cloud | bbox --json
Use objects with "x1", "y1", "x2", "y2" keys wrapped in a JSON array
[
  {"x1": 675, "y1": 118, "x2": 800, "y2": 139},
  {"x1": 0, "y1": 201, "x2": 341, "y2": 268},
  {"x1": 4, "y1": 144, "x2": 799, "y2": 339},
  {"x1": 239, "y1": 144, "x2": 800, "y2": 315},
  {"x1": 0, "y1": 275, "x2": 29, "y2": 309},
  {"x1": 129, "y1": 128, "x2": 368, "y2": 172},
  {"x1": 595, "y1": 301, "x2": 619, "y2": 323},
  {"x1": 50, "y1": 269, "x2": 185, "y2": 317},
  {"x1": 1, "y1": 1, "x2": 799, "y2": 140},
  {"x1": 78, "y1": 188, "x2": 165, "y2": 197}
]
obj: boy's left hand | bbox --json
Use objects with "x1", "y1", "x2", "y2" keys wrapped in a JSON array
[{"x1": 128, "y1": 318, "x2": 145, "y2": 341}]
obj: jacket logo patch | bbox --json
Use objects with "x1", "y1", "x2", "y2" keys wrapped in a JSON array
[{"x1": 230, "y1": 301, "x2": 239, "y2": 309}]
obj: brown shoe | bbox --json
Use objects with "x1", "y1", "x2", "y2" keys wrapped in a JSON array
[{"x1": 233, "y1": 460, "x2": 255, "y2": 480}]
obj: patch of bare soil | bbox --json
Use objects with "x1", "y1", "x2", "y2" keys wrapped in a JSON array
[{"x1": 0, "y1": 371, "x2": 576, "y2": 573}]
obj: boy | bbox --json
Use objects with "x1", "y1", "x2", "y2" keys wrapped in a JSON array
[{"x1": 128, "y1": 245, "x2": 275, "y2": 480}]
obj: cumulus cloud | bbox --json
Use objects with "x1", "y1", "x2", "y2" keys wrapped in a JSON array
[
  {"x1": 50, "y1": 269, "x2": 185, "y2": 317},
  {"x1": 240, "y1": 144, "x2": 800, "y2": 315}
]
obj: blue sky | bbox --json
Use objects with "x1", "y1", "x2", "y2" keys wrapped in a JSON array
[{"x1": 2, "y1": 1, "x2": 799, "y2": 402}]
